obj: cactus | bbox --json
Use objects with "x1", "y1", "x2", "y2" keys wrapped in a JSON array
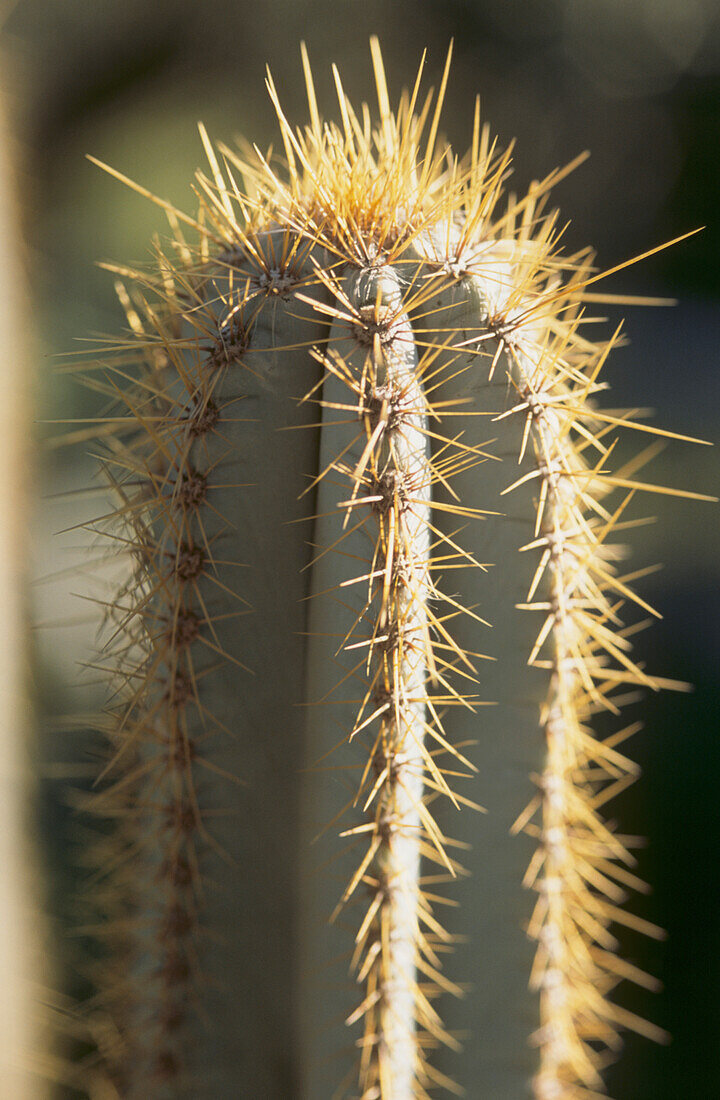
[
  {"x1": 0, "y1": 92, "x2": 51, "y2": 1100},
  {"x1": 74, "y1": 40, "x2": 713, "y2": 1099}
]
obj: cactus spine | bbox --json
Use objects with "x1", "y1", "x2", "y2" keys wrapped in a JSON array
[{"x1": 76, "y1": 40, "x2": 712, "y2": 1099}]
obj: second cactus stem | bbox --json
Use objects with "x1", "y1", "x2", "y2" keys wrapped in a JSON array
[{"x1": 331, "y1": 266, "x2": 432, "y2": 1097}]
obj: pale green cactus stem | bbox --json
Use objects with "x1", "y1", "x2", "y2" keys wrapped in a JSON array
[
  {"x1": 298, "y1": 243, "x2": 544, "y2": 1099},
  {"x1": 0, "y1": 93, "x2": 49, "y2": 1100},
  {"x1": 339, "y1": 267, "x2": 431, "y2": 1098},
  {"x1": 409, "y1": 243, "x2": 546, "y2": 1095},
  {"x1": 88, "y1": 235, "x2": 331, "y2": 1096},
  {"x1": 302, "y1": 263, "x2": 432, "y2": 1098}
]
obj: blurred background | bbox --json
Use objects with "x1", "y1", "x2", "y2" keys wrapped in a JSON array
[{"x1": 0, "y1": 0, "x2": 717, "y2": 1096}]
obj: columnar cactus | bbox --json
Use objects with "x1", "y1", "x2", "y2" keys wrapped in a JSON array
[
  {"x1": 0, "y1": 92, "x2": 49, "y2": 1100},
  {"x1": 78, "y1": 40, "x2": 711, "y2": 1099}
]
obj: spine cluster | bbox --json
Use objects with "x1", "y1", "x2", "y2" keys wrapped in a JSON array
[
  {"x1": 506, "y1": 327, "x2": 672, "y2": 1097},
  {"x1": 339, "y1": 269, "x2": 431, "y2": 1098},
  {"x1": 87, "y1": 267, "x2": 246, "y2": 1092}
]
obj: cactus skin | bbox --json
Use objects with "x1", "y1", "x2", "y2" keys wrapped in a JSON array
[
  {"x1": 82, "y1": 231, "x2": 332, "y2": 1097},
  {"x1": 77, "y1": 40, "x2": 713, "y2": 1100},
  {"x1": 0, "y1": 91, "x2": 50, "y2": 1100}
]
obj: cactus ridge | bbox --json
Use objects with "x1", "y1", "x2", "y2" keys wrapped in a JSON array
[{"x1": 73, "y1": 38, "x2": 713, "y2": 1100}]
